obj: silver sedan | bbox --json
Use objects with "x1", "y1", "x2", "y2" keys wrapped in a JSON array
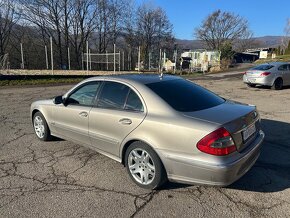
[
  {"x1": 31, "y1": 75, "x2": 264, "y2": 189},
  {"x1": 243, "y1": 62, "x2": 290, "y2": 90}
]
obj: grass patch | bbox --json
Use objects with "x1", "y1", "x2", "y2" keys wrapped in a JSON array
[{"x1": 255, "y1": 54, "x2": 290, "y2": 64}]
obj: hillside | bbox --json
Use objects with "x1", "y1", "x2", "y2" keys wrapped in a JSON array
[{"x1": 176, "y1": 36, "x2": 289, "y2": 50}]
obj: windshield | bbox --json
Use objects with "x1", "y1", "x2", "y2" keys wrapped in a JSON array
[
  {"x1": 252, "y1": 64, "x2": 274, "y2": 71},
  {"x1": 146, "y1": 79, "x2": 225, "y2": 112}
]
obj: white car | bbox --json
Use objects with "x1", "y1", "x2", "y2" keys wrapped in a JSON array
[{"x1": 243, "y1": 62, "x2": 290, "y2": 90}]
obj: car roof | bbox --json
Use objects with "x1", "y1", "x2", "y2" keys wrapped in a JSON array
[{"x1": 85, "y1": 73, "x2": 182, "y2": 85}]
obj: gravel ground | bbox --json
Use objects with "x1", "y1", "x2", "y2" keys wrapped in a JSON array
[{"x1": 0, "y1": 73, "x2": 290, "y2": 217}]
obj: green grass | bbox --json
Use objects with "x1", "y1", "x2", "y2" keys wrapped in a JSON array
[
  {"x1": 0, "y1": 77, "x2": 84, "y2": 86},
  {"x1": 255, "y1": 54, "x2": 290, "y2": 64}
]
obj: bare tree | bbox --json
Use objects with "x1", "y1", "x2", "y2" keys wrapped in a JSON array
[
  {"x1": 69, "y1": 0, "x2": 97, "y2": 68},
  {"x1": 234, "y1": 31, "x2": 263, "y2": 52},
  {"x1": 135, "y1": 3, "x2": 173, "y2": 69},
  {"x1": 281, "y1": 18, "x2": 290, "y2": 54},
  {"x1": 0, "y1": 0, "x2": 20, "y2": 56},
  {"x1": 194, "y1": 10, "x2": 251, "y2": 51}
]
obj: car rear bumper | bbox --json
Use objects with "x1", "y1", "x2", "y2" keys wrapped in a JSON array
[
  {"x1": 157, "y1": 130, "x2": 265, "y2": 186},
  {"x1": 243, "y1": 75, "x2": 274, "y2": 86}
]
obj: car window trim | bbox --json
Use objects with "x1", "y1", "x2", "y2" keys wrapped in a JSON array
[
  {"x1": 93, "y1": 81, "x2": 144, "y2": 113},
  {"x1": 66, "y1": 81, "x2": 101, "y2": 107},
  {"x1": 124, "y1": 89, "x2": 144, "y2": 112},
  {"x1": 278, "y1": 64, "x2": 287, "y2": 71}
]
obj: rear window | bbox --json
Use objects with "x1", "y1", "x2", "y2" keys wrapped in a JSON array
[
  {"x1": 252, "y1": 64, "x2": 274, "y2": 71},
  {"x1": 146, "y1": 79, "x2": 225, "y2": 112}
]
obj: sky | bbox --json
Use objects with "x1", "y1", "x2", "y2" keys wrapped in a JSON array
[{"x1": 137, "y1": 0, "x2": 290, "y2": 40}]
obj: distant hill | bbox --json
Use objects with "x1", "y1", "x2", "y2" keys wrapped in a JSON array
[{"x1": 176, "y1": 36, "x2": 289, "y2": 50}]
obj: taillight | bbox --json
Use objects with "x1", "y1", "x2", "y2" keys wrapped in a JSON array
[
  {"x1": 197, "y1": 127, "x2": 236, "y2": 156},
  {"x1": 260, "y1": 72, "x2": 271, "y2": 76}
]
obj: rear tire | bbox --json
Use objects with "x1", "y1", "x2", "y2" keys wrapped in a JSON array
[
  {"x1": 33, "y1": 112, "x2": 52, "y2": 141},
  {"x1": 271, "y1": 78, "x2": 283, "y2": 90},
  {"x1": 125, "y1": 141, "x2": 167, "y2": 189}
]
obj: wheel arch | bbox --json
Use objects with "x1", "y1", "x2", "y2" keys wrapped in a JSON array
[
  {"x1": 31, "y1": 109, "x2": 40, "y2": 122},
  {"x1": 121, "y1": 139, "x2": 165, "y2": 169},
  {"x1": 272, "y1": 76, "x2": 283, "y2": 86},
  {"x1": 31, "y1": 108, "x2": 51, "y2": 130}
]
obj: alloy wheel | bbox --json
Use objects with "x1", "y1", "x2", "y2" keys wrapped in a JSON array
[
  {"x1": 128, "y1": 148, "x2": 155, "y2": 185},
  {"x1": 34, "y1": 115, "x2": 45, "y2": 138}
]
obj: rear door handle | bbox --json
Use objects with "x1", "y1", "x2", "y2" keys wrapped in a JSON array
[
  {"x1": 79, "y1": 111, "x2": 88, "y2": 118},
  {"x1": 119, "y1": 118, "x2": 132, "y2": 125}
]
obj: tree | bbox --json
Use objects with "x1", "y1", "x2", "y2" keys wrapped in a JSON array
[
  {"x1": 285, "y1": 40, "x2": 290, "y2": 55},
  {"x1": 0, "y1": 0, "x2": 20, "y2": 57},
  {"x1": 194, "y1": 10, "x2": 251, "y2": 51},
  {"x1": 233, "y1": 30, "x2": 262, "y2": 52},
  {"x1": 220, "y1": 42, "x2": 235, "y2": 60},
  {"x1": 281, "y1": 18, "x2": 290, "y2": 54},
  {"x1": 135, "y1": 3, "x2": 174, "y2": 69}
]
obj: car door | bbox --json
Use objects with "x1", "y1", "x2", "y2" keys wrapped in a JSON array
[
  {"x1": 286, "y1": 64, "x2": 290, "y2": 85},
  {"x1": 277, "y1": 64, "x2": 289, "y2": 84},
  {"x1": 52, "y1": 81, "x2": 101, "y2": 145},
  {"x1": 89, "y1": 81, "x2": 146, "y2": 157}
]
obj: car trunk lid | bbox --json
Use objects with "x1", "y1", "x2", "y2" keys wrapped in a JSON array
[
  {"x1": 245, "y1": 70, "x2": 265, "y2": 78},
  {"x1": 182, "y1": 101, "x2": 260, "y2": 152}
]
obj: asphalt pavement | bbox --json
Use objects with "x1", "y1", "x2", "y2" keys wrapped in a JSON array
[{"x1": 0, "y1": 74, "x2": 290, "y2": 217}]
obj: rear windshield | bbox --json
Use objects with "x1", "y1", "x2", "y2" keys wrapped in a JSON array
[
  {"x1": 252, "y1": 64, "x2": 274, "y2": 71},
  {"x1": 146, "y1": 79, "x2": 225, "y2": 112}
]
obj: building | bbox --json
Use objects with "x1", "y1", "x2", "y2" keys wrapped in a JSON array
[{"x1": 180, "y1": 50, "x2": 221, "y2": 72}]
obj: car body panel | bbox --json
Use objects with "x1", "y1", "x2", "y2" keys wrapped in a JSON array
[
  {"x1": 243, "y1": 62, "x2": 290, "y2": 87},
  {"x1": 31, "y1": 74, "x2": 264, "y2": 187},
  {"x1": 52, "y1": 104, "x2": 91, "y2": 146},
  {"x1": 89, "y1": 107, "x2": 146, "y2": 156}
]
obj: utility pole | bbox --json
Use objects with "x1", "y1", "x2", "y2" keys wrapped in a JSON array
[
  {"x1": 89, "y1": 49, "x2": 92, "y2": 70},
  {"x1": 86, "y1": 40, "x2": 89, "y2": 75},
  {"x1": 81, "y1": 53, "x2": 84, "y2": 70},
  {"x1": 20, "y1": 43, "x2": 24, "y2": 69},
  {"x1": 50, "y1": 37, "x2": 54, "y2": 75},
  {"x1": 122, "y1": 51, "x2": 124, "y2": 71},
  {"x1": 68, "y1": 47, "x2": 71, "y2": 70},
  {"x1": 45, "y1": 45, "x2": 49, "y2": 69},
  {"x1": 174, "y1": 49, "x2": 177, "y2": 74},
  {"x1": 159, "y1": 49, "x2": 162, "y2": 73},
  {"x1": 119, "y1": 51, "x2": 121, "y2": 72},
  {"x1": 148, "y1": 51, "x2": 151, "y2": 71},
  {"x1": 106, "y1": 50, "x2": 108, "y2": 71},
  {"x1": 114, "y1": 44, "x2": 116, "y2": 73},
  {"x1": 138, "y1": 46, "x2": 141, "y2": 72}
]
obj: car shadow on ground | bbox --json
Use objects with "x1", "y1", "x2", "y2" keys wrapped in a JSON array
[
  {"x1": 250, "y1": 85, "x2": 290, "y2": 90},
  {"x1": 228, "y1": 118, "x2": 290, "y2": 192},
  {"x1": 164, "y1": 119, "x2": 290, "y2": 192}
]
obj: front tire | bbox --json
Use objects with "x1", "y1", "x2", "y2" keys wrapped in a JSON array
[
  {"x1": 125, "y1": 141, "x2": 167, "y2": 189},
  {"x1": 33, "y1": 112, "x2": 52, "y2": 141},
  {"x1": 271, "y1": 78, "x2": 283, "y2": 90}
]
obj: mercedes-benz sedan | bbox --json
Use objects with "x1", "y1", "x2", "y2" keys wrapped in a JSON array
[
  {"x1": 243, "y1": 62, "x2": 290, "y2": 90},
  {"x1": 31, "y1": 74, "x2": 264, "y2": 189}
]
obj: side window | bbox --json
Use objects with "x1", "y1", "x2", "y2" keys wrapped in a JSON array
[
  {"x1": 278, "y1": 65, "x2": 288, "y2": 71},
  {"x1": 125, "y1": 90, "x2": 144, "y2": 112},
  {"x1": 67, "y1": 82, "x2": 101, "y2": 106},
  {"x1": 97, "y1": 82, "x2": 129, "y2": 110}
]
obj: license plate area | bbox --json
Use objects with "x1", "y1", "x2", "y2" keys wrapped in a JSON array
[
  {"x1": 242, "y1": 123, "x2": 256, "y2": 142},
  {"x1": 248, "y1": 78, "x2": 256, "y2": 83}
]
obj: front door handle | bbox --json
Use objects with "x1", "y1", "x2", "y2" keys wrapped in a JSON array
[
  {"x1": 79, "y1": 111, "x2": 88, "y2": 118},
  {"x1": 119, "y1": 118, "x2": 132, "y2": 125}
]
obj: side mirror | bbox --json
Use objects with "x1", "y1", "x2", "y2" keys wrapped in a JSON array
[{"x1": 53, "y1": 95, "x2": 64, "y2": 105}]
